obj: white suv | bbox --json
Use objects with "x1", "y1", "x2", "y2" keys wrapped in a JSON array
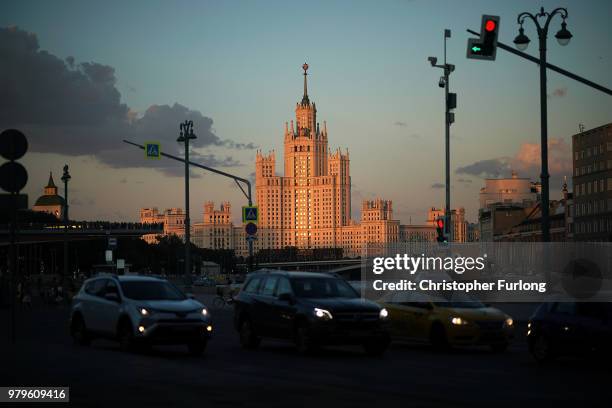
[{"x1": 70, "y1": 275, "x2": 212, "y2": 355}]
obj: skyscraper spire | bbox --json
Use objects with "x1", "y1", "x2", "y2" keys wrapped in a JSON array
[{"x1": 301, "y1": 62, "x2": 309, "y2": 105}]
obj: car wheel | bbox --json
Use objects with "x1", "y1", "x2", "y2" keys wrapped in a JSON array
[
  {"x1": 429, "y1": 323, "x2": 450, "y2": 351},
  {"x1": 118, "y1": 321, "x2": 135, "y2": 352},
  {"x1": 239, "y1": 318, "x2": 261, "y2": 350},
  {"x1": 71, "y1": 315, "x2": 91, "y2": 346},
  {"x1": 490, "y1": 341, "x2": 509, "y2": 353},
  {"x1": 363, "y1": 337, "x2": 390, "y2": 357},
  {"x1": 295, "y1": 324, "x2": 317, "y2": 355},
  {"x1": 531, "y1": 334, "x2": 552, "y2": 363},
  {"x1": 187, "y1": 340, "x2": 207, "y2": 356}
]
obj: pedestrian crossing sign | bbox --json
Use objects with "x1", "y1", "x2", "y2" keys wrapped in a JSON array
[
  {"x1": 145, "y1": 142, "x2": 161, "y2": 159},
  {"x1": 242, "y1": 206, "x2": 258, "y2": 224}
]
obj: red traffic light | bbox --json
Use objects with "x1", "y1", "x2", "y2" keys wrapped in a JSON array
[
  {"x1": 485, "y1": 20, "x2": 496, "y2": 32},
  {"x1": 436, "y1": 219, "x2": 444, "y2": 229}
]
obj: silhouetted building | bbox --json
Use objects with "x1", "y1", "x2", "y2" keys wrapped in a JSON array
[
  {"x1": 572, "y1": 122, "x2": 612, "y2": 241},
  {"x1": 32, "y1": 172, "x2": 64, "y2": 219}
]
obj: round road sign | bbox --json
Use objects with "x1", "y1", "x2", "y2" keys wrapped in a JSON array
[
  {"x1": 0, "y1": 161, "x2": 28, "y2": 193},
  {"x1": 245, "y1": 222, "x2": 257, "y2": 235},
  {"x1": 0, "y1": 129, "x2": 28, "y2": 161}
]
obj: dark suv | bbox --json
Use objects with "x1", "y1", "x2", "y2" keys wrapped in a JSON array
[
  {"x1": 527, "y1": 301, "x2": 612, "y2": 362},
  {"x1": 233, "y1": 270, "x2": 390, "y2": 355}
]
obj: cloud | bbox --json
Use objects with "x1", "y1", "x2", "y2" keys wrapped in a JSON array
[
  {"x1": 0, "y1": 26, "x2": 256, "y2": 177},
  {"x1": 455, "y1": 138, "x2": 572, "y2": 187},
  {"x1": 394, "y1": 121, "x2": 407, "y2": 127},
  {"x1": 456, "y1": 178, "x2": 472, "y2": 183},
  {"x1": 548, "y1": 87, "x2": 568, "y2": 99},
  {"x1": 456, "y1": 158, "x2": 512, "y2": 178},
  {"x1": 431, "y1": 183, "x2": 444, "y2": 189}
]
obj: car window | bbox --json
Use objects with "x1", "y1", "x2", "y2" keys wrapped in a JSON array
[
  {"x1": 290, "y1": 277, "x2": 358, "y2": 299},
  {"x1": 120, "y1": 281, "x2": 186, "y2": 300},
  {"x1": 85, "y1": 279, "x2": 107, "y2": 297},
  {"x1": 261, "y1": 276, "x2": 279, "y2": 296},
  {"x1": 106, "y1": 280, "x2": 119, "y2": 296},
  {"x1": 243, "y1": 276, "x2": 263, "y2": 294},
  {"x1": 276, "y1": 278, "x2": 292, "y2": 297}
]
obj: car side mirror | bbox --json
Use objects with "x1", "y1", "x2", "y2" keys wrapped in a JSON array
[
  {"x1": 105, "y1": 292, "x2": 120, "y2": 302},
  {"x1": 278, "y1": 293, "x2": 294, "y2": 304}
]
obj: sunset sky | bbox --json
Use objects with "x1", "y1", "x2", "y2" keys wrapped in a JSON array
[{"x1": 1, "y1": 0, "x2": 611, "y2": 224}]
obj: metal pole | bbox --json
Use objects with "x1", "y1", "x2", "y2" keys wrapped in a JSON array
[
  {"x1": 444, "y1": 33, "x2": 451, "y2": 241},
  {"x1": 9, "y1": 191, "x2": 16, "y2": 344},
  {"x1": 183, "y1": 132, "x2": 191, "y2": 283},
  {"x1": 63, "y1": 177, "x2": 68, "y2": 279},
  {"x1": 538, "y1": 32, "x2": 550, "y2": 242},
  {"x1": 247, "y1": 186, "x2": 253, "y2": 273}
]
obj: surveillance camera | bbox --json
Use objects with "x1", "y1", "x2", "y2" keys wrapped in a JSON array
[
  {"x1": 438, "y1": 76, "x2": 446, "y2": 88},
  {"x1": 427, "y1": 56, "x2": 437, "y2": 66}
]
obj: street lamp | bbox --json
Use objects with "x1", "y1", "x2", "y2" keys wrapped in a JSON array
[
  {"x1": 177, "y1": 120, "x2": 196, "y2": 284},
  {"x1": 513, "y1": 7, "x2": 571, "y2": 242},
  {"x1": 61, "y1": 164, "x2": 71, "y2": 279}
]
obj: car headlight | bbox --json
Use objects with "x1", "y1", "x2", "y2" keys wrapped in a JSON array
[
  {"x1": 451, "y1": 317, "x2": 469, "y2": 325},
  {"x1": 314, "y1": 308, "x2": 333, "y2": 320},
  {"x1": 504, "y1": 317, "x2": 514, "y2": 327},
  {"x1": 201, "y1": 308, "x2": 208, "y2": 316},
  {"x1": 379, "y1": 308, "x2": 389, "y2": 319},
  {"x1": 139, "y1": 308, "x2": 150, "y2": 316}
]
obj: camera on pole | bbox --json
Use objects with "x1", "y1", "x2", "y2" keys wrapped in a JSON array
[{"x1": 467, "y1": 15, "x2": 500, "y2": 60}]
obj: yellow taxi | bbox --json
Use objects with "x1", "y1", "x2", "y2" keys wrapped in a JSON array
[{"x1": 380, "y1": 291, "x2": 514, "y2": 351}]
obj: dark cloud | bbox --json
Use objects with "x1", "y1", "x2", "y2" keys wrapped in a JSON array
[
  {"x1": 430, "y1": 183, "x2": 444, "y2": 189},
  {"x1": 394, "y1": 121, "x2": 407, "y2": 127},
  {"x1": 456, "y1": 178, "x2": 472, "y2": 183},
  {"x1": 456, "y1": 158, "x2": 511, "y2": 178},
  {"x1": 0, "y1": 26, "x2": 256, "y2": 177}
]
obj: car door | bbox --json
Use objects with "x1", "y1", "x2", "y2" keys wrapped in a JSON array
[
  {"x1": 271, "y1": 277, "x2": 297, "y2": 339},
  {"x1": 85, "y1": 278, "x2": 109, "y2": 333},
  {"x1": 258, "y1": 276, "x2": 280, "y2": 337},
  {"x1": 402, "y1": 292, "x2": 434, "y2": 341},
  {"x1": 97, "y1": 280, "x2": 122, "y2": 335}
]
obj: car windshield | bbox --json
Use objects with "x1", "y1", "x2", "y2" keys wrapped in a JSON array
[
  {"x1": 433, "y1": 301, "x2": 485, "y2": 309},
  {"x1": 120, "y1": 281, "x2": 186, "y2": 301},
  {"x1": 290, "y1": 277, "x2": 359, "y2": 299}
]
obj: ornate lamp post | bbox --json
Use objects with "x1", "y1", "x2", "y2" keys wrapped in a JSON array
[
  {"x1": 61, "y1": 164, "x2": 71, "y2": 279},
  {"x1": 513, "y1": 7, "x2": 572, "y2": 242},
  {"x1": 177, "y1": 120, "x2": 196, "y2": 283}
]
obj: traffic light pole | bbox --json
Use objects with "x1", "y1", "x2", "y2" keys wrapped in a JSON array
[
  {"x1": 123, "y1": 139, "x2": 255, "y2": 272},
  {"x1": 443, "y1": 32, "x2": 451, "y2": 241},
  {"x1": 466, "y1": 29, "x2": 612, "y2": 96}
]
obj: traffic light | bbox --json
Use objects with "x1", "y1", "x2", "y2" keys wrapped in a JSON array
[
  {"x1": 435, "y1": 218, "x2": 447, "y2": 243},
  {"x1": 467, "y1": 15, "x2": 500, "y2": 61}
]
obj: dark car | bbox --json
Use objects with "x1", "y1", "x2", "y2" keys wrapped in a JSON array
[
  {"x1": 527, "y1": 301, "x2": 612, "y2": 362},
  {"x1": 233, "y1": 270, "x2": 390, "y2": 355}
]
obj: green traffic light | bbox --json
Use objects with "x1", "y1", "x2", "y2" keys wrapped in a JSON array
[{"x1": 471, "y1": 46, "x2": 481, "y2": 52}]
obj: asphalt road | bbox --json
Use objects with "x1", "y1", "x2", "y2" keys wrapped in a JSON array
[{"x1": 1, "y1": 297, "x2": 611, "y2": 407}]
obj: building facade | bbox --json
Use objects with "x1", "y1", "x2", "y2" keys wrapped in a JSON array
[
  {"x1": 572, "y1": 122, "x2": 612, "y2": 241},
  {"x1": 140, "y1": 207, "x2": 186, "y2": 244}
]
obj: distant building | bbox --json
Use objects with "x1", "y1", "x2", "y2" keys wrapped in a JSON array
[
  {"x1": 488, "y1": 182, "x2": 573, "y2": 242},
  {"x1": 426, "y1": 206, "x2": 468, "y2": 242},
  {"x1": 479, "y1": 171, "x2": 539, "y2": 210},
  {"x1": 478, "y1": 172, "x2": 541, "y2": 241},
  {"x1": 140, "y1": 207, "x2": 186, "y2": 244},
  {"x1": 400, "y1": 224, "x2": 436, "y2": 242},
  {"x1": 192, "y1": 202, "x2": 234, "y2": 250},
  {"x1": 572, "y1": 122, "x2": 612, "y2": 241},
  {"x1": 467, "y1": 223, "x2": 480, "y2": 242},
  {"x1": 32, "y1": 172, "x2": 64, "y2": 219}
]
